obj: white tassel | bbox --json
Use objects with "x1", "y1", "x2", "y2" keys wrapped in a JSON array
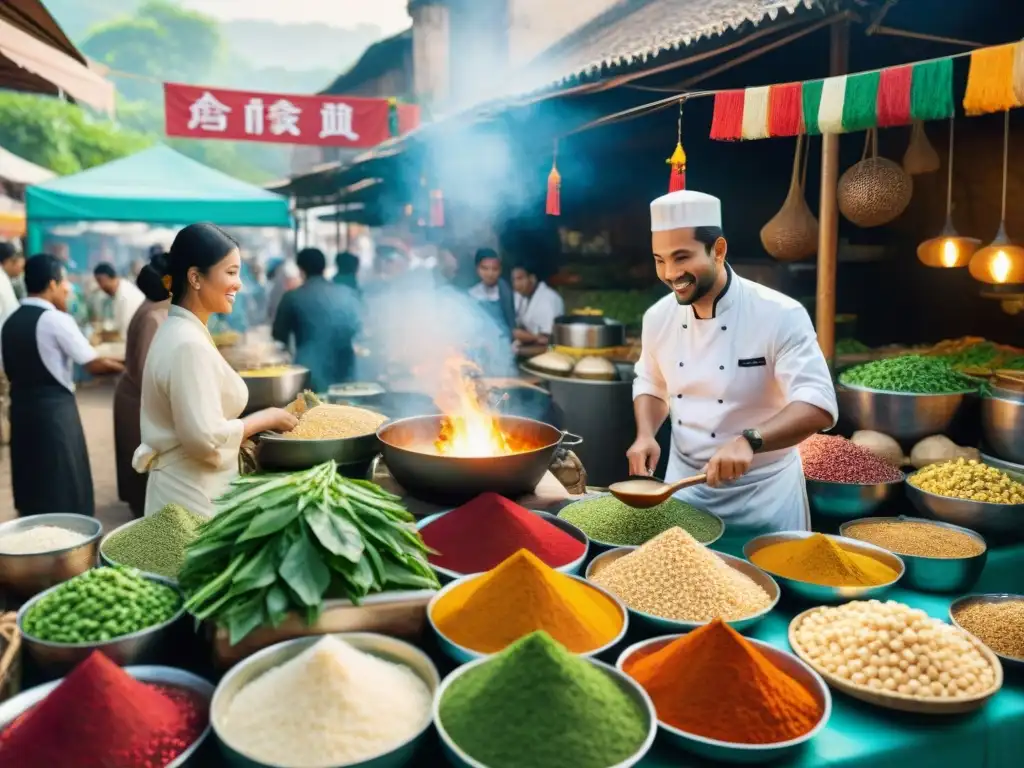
[
  {"x1": 741, "y1": 86, "x2": 771, "y2": 140},
  {"x1": 818, "y1": 75, "x2": 848, "y2": 134}
]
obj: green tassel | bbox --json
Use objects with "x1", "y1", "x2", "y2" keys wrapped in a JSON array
[
  {"x1": 802, "y1": 80, "x2": 824, "y2": 135},
  {"x1": 387, "y1": 98, "x2": 400, "y2": 137},
  {"x1": 910, "y1": 58, "x2": 954, "y2": 121},
  {"x1": 842, "y1": 70, "x2": 881, "y2": 132}
]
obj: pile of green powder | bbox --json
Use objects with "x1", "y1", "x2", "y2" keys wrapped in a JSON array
[
  {"x1": 101, "y1": 504, "x2": 204, "y2": 579},
  {"x1": 559, "y1": 494, "x2": 722, "y2": 546},
  {"x1": 439, "y1": 631, "x2": 648, "y2": 768}
]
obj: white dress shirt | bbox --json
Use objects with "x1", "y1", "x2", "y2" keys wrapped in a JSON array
[
  {"x1": 112, "y1": 279, "x2": 146, "y2": 340},
  {"x1": 0, "y1": 298, "x2": 98, "y2": 391},
  {"x1": 0, "y1": 270, "x2": 18, "y2": 322},
  {"x1": 633, "y1": 266, "x2": 837, "y2": 533},
  {"x1": 514, "y1": 281, "x2": 565, "y2": 337}
]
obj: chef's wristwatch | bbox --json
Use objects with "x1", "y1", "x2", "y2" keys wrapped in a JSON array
[{"x1": 741, "y1": 429, "x2": 764, "y2": 453}]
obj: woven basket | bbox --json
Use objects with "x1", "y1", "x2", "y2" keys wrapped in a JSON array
[
  {"x1": 761, "y1": 134, "x2": 819, "y2": 261},
  {"x1": 903, "y1": 121, "x2": 941, "y2": 175},
  {"x1": 839, "y1": 128, "x2": 913, "y2": 228},
  {"x1": 0, "y1": 612, "x2": 22, "y2": 703}
]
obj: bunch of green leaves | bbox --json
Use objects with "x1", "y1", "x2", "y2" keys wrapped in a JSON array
[
  {"x1": 179, "y1": 461, "x2": 439, "y2": 645},
  {"x1": 838, "y1": 355, "x2": 982, "y2": 394}
]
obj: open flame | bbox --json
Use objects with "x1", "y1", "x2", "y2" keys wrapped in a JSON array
[{"x1": 433, "y1": 357, "x2": 515, "y2": 457}]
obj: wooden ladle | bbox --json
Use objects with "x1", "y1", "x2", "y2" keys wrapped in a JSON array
[{"x1": 607, "y1": 473, "x2": 708, "y2": 509}]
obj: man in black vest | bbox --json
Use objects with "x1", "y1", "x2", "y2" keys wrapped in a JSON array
[{"x1": 0, "y1": 254, "x2": 123, "y2": 516}]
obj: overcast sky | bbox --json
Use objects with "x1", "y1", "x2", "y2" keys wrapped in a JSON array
[{"x1": 180, "y1": 0, "x2": 412, "y2": 34}]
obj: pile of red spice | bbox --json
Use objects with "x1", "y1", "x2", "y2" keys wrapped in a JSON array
[
  {"x1": 420, "y1": 492, "x2": 586, "y2": 573},
  {"x1": 0, "y1": 652, "x2": 208, "y2": 768},
  {"x1": 800, "y1": 434, "x2": 905, "y2": 484}
]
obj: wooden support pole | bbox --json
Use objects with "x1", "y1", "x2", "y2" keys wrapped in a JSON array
[{"x1": 815, "y1": 19, "x2": 849, "y2": 362}]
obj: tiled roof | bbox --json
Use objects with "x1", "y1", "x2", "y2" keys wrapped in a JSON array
[{"x1": 511, "y1": 0, "x2": 822, "y2": 95}]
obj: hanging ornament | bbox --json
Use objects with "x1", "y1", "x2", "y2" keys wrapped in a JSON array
[
  {"x1": 387, "y1": 98, "x2": 400, "y2": 137},
  {"x1": 916, "y1": 117, "x2": 979, "y2": 268},
  {"x1": 546, "y1": 141, "x2": 561, "y2": 216},
  {"x1": 667, "y1": 101, "x2": 687, "y2": 191}
]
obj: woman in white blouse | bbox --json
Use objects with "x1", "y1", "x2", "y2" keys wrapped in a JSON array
[{"x1": 133, "y1": 223, "x2": 297, "y2": 517}]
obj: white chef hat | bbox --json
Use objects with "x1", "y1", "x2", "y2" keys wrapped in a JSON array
[{"x1": 650, "y1": 190, "x2": 722, "y2": 232}]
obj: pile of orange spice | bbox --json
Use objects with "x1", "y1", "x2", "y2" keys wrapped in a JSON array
[{"x1": 623, "y1": 619, "x2": 822, "y2": 745}]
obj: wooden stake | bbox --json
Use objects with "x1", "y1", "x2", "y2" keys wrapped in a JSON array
[{"x1": 816, "y1": 19, "x2": 849, "y2": 363}]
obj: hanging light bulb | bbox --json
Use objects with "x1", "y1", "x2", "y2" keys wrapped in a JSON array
[
  {"x1": 917, "y1": 117, "x2": 979, "y2": 268},
  {"x1": 970, "y1": 111, "x2": 1024, "y2": 289}
]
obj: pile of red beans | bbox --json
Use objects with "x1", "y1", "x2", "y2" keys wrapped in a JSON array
[{"x1": 799, "y1": 434, "x2": 905, "y2": 484}]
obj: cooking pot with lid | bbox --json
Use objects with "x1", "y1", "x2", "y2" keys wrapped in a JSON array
[{"x1": 552, "y1": 315, "x2": 626, "y2": 350}]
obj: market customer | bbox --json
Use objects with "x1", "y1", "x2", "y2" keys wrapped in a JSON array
[
  {"x1": 511, "y1": 262, "x2": 565, "y2": 347},
  {"x1": 627, "y1": 190, "x2": 837, "y2": 546},
  {"x1": 1, "y1": 254, "x2": 124, "y2": 516},
  {"x1": 0, "y1": 242, "x2": 24, "y2": 321},
  {"x1": 133, "y1": 223, "x2": 297, "y2": 517},
  {"x1": 94, "y1": 262, "x2": 146, "y2": 340},
  {"x1": 468, "y1": 248, "x2": 516, "y2": 336},
  {"x1": 113, "y1": 251, "x2": 171, "y2": 518}
]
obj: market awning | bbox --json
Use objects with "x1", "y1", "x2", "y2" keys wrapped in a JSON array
[
  {"x1": 0, "y1": 2, "x2": 115, "y2": 114},
  {"x1": 0, "y1": 143, "x2": 55, "y2": 187}
]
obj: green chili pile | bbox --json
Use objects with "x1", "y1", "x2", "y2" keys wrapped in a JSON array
[
  {"x1": 839, "y1": 355, "x2": 980, "y2": 394},
  {"x1": 558, "y1": 495, "x2": 721, "y2": 546},
  {"x1": 23, "y1": 567, "x2": 181, "y2": 644},
  {"x1": 101, "y1": 504, "x2": 204, "y2": 579},
  {"x1": 179, "y1": 461, "x2": 439, "y2": 645}
]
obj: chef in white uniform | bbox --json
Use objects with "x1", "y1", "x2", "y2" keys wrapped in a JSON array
[{"x1": 627, "y1": 190, "x2": 837, "y2": 547}]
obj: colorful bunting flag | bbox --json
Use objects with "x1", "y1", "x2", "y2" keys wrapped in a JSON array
[{"x1": 963, "y1": 43, "x2": 1022, "y2": 115}]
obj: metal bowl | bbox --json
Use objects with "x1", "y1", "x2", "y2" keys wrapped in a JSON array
[
  {"x1": 434, "y1": 654, "x2": 656, "y2": 768},
  {"x1": 212, "y1": 633, "x2": 439, "y2": 768},
  {"x1": 836, "y1": 383, "x2": 973, "y2": 442},
  {"x1": 586, "y1": 547, "x2": 779, "y2": 634},
  {"x1": 327, "y1": 381, "x2": 387, "y2": 407},
  {"x1": 982, "y1": 392, "x2": 1024, "y2": 465},
  {"x1": 616, "y1": 635, "x2": 831, "y2": 763},
  {"x1": 0, "y1": 514, "x2": 103, "y2": 598},
  {"x1": 257, "y1": 429, "x2": 382, "y2": 472},
  {"x1": 950, "y1": 594, "x2": 1024, "y2": 671},
  {"x1": 99, "y1": 517, "x2": 182, "y2": 583},
  {"x1": 840, "y1": 516, "x2": 988, "y2": 594},
  {"x1": 806, "y1": 477, "x2": 904, "y2": 520},
  {"x1": 981, "y1": 452, "x2": 1024, "y2": 475},
  {"x1": 416, "y1": 510, "x2": 590, "y2": 583},
  {"x1": 240, "y1": 365, "x2": 309, "y2": 410},
  {"x1": 743, "y1": 531, "x2": 905, "y2": 603},
  {"x1": 905, "y1": 474, "x2": 1024, "y2": 539},
  {"x1": 17, "y1": 572, "x2": 187, "y2": 676},
  {"x1": 427, "y1": 572, "x2": 628, "y2": 665},
  {"x1": 0, "y1": 665, "x2": 214, "y2": 768}
]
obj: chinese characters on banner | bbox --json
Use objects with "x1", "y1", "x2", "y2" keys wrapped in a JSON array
[{"x1": 163, "y1": 83, "x2": 421, "y2": 147}]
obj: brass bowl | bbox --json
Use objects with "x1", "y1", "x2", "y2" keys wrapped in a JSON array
[{"x1": 0, "y1": 514, "x2": 102, "y2": 598}]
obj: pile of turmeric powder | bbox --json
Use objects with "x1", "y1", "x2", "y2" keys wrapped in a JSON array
[{"x1": 749, "y1": 533, "x2": 897, "y2": 587}]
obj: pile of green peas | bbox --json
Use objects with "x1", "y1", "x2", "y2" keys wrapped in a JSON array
[{"x1": 22, "y1": 567, "x2": 181, "y2": 644}]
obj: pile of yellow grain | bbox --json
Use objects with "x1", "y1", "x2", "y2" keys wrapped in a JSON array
[{"x1": 282, "y1": 405, "x2": 386, "y2": 440}]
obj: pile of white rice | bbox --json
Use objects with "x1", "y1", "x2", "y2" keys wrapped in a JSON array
[
  {"x1": 220, "y1": 636, "x2": 432, "y2": 767},
  {"x1": 0, "y1": 525, "x2": 87, "y2": 554}
]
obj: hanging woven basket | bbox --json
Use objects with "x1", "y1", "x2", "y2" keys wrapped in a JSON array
[
  {"x1": 903, "y1": 121, "x2": 941, "y2": 175},
  {"x1": 838, "y1": 128, "x2": 913, "y2": 228},
  {"x1": 761, "y1": 134, "x2": 819, "y2": 261}
]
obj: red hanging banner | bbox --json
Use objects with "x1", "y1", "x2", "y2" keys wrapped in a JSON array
[{"x1": 163, "y1": 82, "x2": 420, "y2": 147}]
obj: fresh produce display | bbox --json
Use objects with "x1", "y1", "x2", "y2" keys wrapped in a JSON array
[
  {"x1": 909, "y1": 435, "x2": 980, "y2": 469},
  {"x1": 909, "y1": 458, "x2": 1024, "y2": 503},
  {"x1": 430, "y1": 549, "x2": 623, "y2": 654},
  {"x1": 850, "y1": 430, "x2": 906, "y2": 467},
  {"x1": 952, "y1": 599, "x2": 1024, "y2": 660},
  {"x1": 749, "y1": 533, "x2": 898, "y2": 588},
  {"x1": 838, "y1": 355, "x2": 980, "y2": 394},
  {"x1": 800, "y1": 434, "x2": 905, "y2": 483},
  {"x1": 0, "y1": 652, "x2": 207, "y2": 767},
  {"x1": 0, "y1": 524, "x2": 87, "y2": 554},
  {"x1": 437, "y1": 631, "x2": 649, "y2": 768},
  {"x1": 791, "y1": 600, "x2": 999, "y2": 699},
  {"x1": 623, "y1": 619, "x2": 822, "y2": 744},
  {"x1": 22, "y1": 567, "x2": 181, "y2": 644},
  {"x1": 844, "y1": 519, "x2": 985, "y2": 559},
  {"x1": 101, "y1": 504, "x2": 204, "y2": 579},
  {"x1": 218, "y1": 636, "x2": 432, "y2": 766},
  {"x1": 928, "y1": 340, "x2": 1024, "y2": 376},
  {"x1": 179, "y1": 461, "x2": 440, "y2": 645},
  {"x1": 419, "y1": 493, "x2": 586, "y2": 573},
  {"x1": 835, "y1": 338, "x2": 872, "y2": 356},
  {"x1": 558, "y1": 494, "x2": 722, "y2": 546},
  {"x1": 589, "y1": 528, "x2": 772, "y2": 622}
]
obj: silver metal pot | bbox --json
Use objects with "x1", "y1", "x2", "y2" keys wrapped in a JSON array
[
  {"x1": 552, "y1": 315, "x2": 625, "y2": 349},
  {"x1": 256, "y1": 431, "x2": 381, "y2": 472},
  {"x1": 836, "y1": 384, "x2": 972, "y2": 443},
  {"x1": 0, "y1": 514, "x2": 102, "y2": 598},
  {"x1": 377, "y1": 415, "x2": 581, "y2": 504},
  {"x1": 240, "y1": 366, "x2": 309, "y2": 411},
  {"x1": 982, "y1": 391, "x2": 1024, "y2": 465}
]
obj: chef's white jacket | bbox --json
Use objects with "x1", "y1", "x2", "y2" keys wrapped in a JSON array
[
  {"x1": 633, "y1": 265, "x2": 837, "y2": 535},
  {"x1": 514, "y1": 281, "x2": 565, "y2": 337}
]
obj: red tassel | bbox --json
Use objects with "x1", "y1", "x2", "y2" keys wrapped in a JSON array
[
  {"x1": 877, "y1": 65, "x2": 913, "y2": 126},
  {"x1": 710, "y1": 90, "x2": 745, "y2": 140},
  {"x1": 429, "y1": 189, "x2": 445, "y2": 227},
  {"x1": 666, "y1": 141, "x2": 686, "y2": 192},
  {"x1": 546, "y1": 163, "x2": 561, "y2": 216},
  {"x1": 767, "y1": 83, "x2": 804, "y2": 136}
]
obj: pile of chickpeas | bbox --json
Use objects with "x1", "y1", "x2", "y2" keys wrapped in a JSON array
[{"x1": 909, "y1": 458, "x2": 1024, "y2": 504}]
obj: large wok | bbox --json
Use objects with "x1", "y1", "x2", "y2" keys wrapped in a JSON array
[{"x1": 376, "y1": 414, "x2": 581, "y2": 504}]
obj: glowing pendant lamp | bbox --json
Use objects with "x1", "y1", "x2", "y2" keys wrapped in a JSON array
[
  {"x1": 916, "y1": 117, "x2": 979, "y2": 268},
  {"x1": 969, "y1": 110, "x2": 1024, "y2": 288}
]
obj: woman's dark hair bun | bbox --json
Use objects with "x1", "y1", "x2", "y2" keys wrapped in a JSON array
[{"x1": 136, "y1": 250, "x2": 171, "y2": 302}]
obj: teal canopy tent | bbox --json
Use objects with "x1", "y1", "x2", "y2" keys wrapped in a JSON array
[{"x1": 25, "y1": 145, "x2": 291, "y2": 250}]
